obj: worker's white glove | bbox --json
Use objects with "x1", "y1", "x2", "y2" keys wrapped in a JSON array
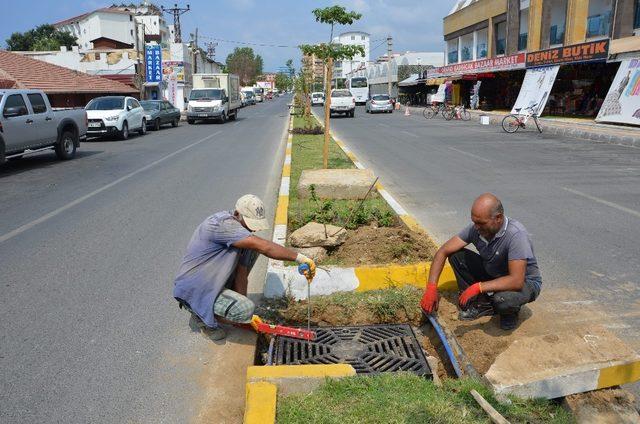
[{"x1": 295, "y1": 253, "x2": 316, "y2": 282}]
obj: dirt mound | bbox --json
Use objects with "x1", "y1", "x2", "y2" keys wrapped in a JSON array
[{"x1": 325, "y1": 225, "x2": 437, "y2": 266}]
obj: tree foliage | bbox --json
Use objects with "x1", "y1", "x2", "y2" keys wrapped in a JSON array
[
  {"x1": 312, "y1": 6, "x2": 362, "y2": 41},
  {"x1": 299, "y1": 43, "x2": 364, "y2": 63},
  {"x1": 275, "y1": 73, "x2": 292, "y2": 92},
  {"x1": 225, "y1": 47, "x2": 264, "y2": 86},
  {"x1": 6, "y1": 24, "x2": 77, "y2": 51}
]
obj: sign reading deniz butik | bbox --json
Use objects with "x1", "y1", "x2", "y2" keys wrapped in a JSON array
[
  {"x1": 526, "y1": 40, "x2": 609, "y2": 67},
  {"x1": 145, "y1": 45, "x2": 162, "y2": 83},
  {"x1": 429, "y1": 53, "x2": 525, "y2": 77}
]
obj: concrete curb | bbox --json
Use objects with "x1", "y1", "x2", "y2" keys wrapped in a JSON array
[
  {"x1": 264, "y1": 113, "x2": 457, "y2": 299},
  {"x1": 405, "y1": 105, "x2": 640, "y2": 148},
  {"x1": 243, "y1": 364, "x2": 356, "y2": 424}
]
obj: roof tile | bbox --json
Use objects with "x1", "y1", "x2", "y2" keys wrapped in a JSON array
[{"x1": 0, "y1": 50, "x2": 138, "y2": 95}]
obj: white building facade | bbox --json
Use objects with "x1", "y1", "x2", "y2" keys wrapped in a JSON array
[
  {"x1": 332, "y1": 31, "x2": 370, "y2": 79},
  {"x1": 55, "y1": 8, "x2": 137, "y2": 50}
]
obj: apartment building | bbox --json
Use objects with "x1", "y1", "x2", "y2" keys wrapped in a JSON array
[{"x1": 430, "y1": 0, "x2": 640, "y2": 124}]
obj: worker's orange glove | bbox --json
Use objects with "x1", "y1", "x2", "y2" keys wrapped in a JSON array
[
  {"x1": 459, "y1": 282, "x2": 482, "y2": 309},
  {"x1": 420, "y1": 282, "x2": 439, "y2": 314}
]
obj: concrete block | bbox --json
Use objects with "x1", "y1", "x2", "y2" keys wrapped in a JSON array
[
  {"x1": 486, "y1": 326, "x2": 640, "y2": 399},
  {"x1": 297, "y1": 169, "x2": 376, "y2": 200}
]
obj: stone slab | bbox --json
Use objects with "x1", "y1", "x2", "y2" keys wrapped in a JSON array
[
  {"x1": 485, "y1": 325, "x2": 640, "y2": 399},
  {"x1": 297, "y1": 168, "x2": 377, "y2": 199}
]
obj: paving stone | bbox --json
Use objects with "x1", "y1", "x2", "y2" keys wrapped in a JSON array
[{"x1": 297, "y1": 169, "x2": 376, "y2": 200}]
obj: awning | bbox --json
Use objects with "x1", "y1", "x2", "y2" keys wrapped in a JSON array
[
  {"x1": 398, "y1": 74, "x2": 420, "y2": 86},
  {"x1": 425, "y1": 78, "x2": 446, "y2": 85}
]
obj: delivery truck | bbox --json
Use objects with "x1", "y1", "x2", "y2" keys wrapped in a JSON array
[{"x1": 187, "y1": 73, "x2": 241, "y2": 124}]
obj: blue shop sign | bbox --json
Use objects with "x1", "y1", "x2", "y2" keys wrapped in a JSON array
[{"x1": 145, "y1": 45, "x2": 162, "y2": 83}]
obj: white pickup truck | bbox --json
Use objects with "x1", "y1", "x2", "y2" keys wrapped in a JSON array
[
  {"x1": 0, "y1": 89, "x2": 87, "y2": 163},
  {"x1": 329, "y1": 89, "x2": 356, "y2": 118}
]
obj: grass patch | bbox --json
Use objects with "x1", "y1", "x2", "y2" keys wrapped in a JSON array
[
  {"x1": 277, "y1": 374, "x2": 574, "y2": 424},
  {"x1": 288, "y1": 114, "x2": 395, "y2": 233}
]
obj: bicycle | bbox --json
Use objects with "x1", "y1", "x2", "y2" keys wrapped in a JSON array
[
  {"x1": 444, "y1": 104, "x2": 471, "y2": 121},
  {"x1": 423, "y1": 103, "x2": 452, "y2": 119},
  {"x1": 501, "y1": 104, "x2": 543, "y2": 133}
]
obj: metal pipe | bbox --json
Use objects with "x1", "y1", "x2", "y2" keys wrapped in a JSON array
[
  {"x1": 424, "y1": 311, "x2": 463, "y2": 378},
  {"x1": 266, "y1": 337, "x2": 275, "y2": 365}
]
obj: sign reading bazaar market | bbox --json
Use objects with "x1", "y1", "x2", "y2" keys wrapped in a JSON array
[
  {"x1": 526, "y1": 40, "x2": 609, "y2": 67},
  {"x1": 428, "y1": 53, "x2": 525, "y2": 78}
]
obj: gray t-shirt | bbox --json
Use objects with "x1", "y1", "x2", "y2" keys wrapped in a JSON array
[
  {"x1": 458, "y1": 217, "x2": 541, "y2": 285},
  {"x1": 173, "y1": 211, "x2": 252, "y2": 328}
]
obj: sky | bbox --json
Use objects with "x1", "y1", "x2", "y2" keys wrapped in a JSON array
[{"x1": 0, "y1": 0, "x2": 455, "y2": 72}]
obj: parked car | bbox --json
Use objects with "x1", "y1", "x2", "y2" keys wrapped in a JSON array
[
  {"x1": 85, "y1": 96, "x2": 146, "y2": 140},
  {"x1": 311, "y1": 92, "x2": 324, "y2": 106},
  {"x1": 140, "y1": 100, "x2": 181, "y2": 130},
  {"x1": 0, "y1": 89, "x2": 87, "y2": 163},
  {"x1": 365, "y1": 94, "x2": 394, "y2": 114},
  {"x1": 242, "y1": 90, "x2": 256, "y2": 106},
  {"x1": 329, "y1": 89, "x2": 355, "y2": 117}
]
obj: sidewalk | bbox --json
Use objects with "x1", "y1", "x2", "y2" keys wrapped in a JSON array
[{"x1": 405, "y1": 105, "x2": 640, "y2": 148}]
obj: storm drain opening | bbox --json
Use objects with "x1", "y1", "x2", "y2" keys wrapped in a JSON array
[{"x1": 271, "y1": 324, "x2": 432, "y2": 378}]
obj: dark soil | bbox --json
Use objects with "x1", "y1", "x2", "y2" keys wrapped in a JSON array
[{"x1": 324, "y1": 224, "x2": 438, "y2": 266}]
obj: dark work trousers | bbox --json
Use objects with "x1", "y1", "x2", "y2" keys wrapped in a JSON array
[{"x1": 448, "y1": 249, "x2": 539, "y2": 316}]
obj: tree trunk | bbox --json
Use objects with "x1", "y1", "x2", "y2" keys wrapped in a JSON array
[{"x1": 323, "y1": 57, "x2": 333, "y2": 169}]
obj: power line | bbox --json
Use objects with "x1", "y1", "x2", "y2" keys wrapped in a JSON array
[
  {"x1": 197, "y1": 34, "x2": 298, "y2": 48},
  {"x1": 196, "y1": 34, "x2": 389, "y2": 50}
]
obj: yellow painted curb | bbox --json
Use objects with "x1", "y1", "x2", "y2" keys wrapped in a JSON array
[
  {"x1": 247, "y1": 364, "x2": 356, "y2": 380},
  {"x1": 354, "y1": 262, "x2": 457, "y2": 292},
  {"x1": 282, "y1": 164, "x2": 291, "y2": 177},
  {"x1": 244, "y1": 382, "x2": 277, "y2": 424},
  {"x1": 597, "y1": 361, "x2": 640, "y2": 389},
  {"x1": 285, "y1": 147, "x2": 291, "y2": 155},
  {"x1": 275, "y1": 195, "x2": 289, "y2": 225}
]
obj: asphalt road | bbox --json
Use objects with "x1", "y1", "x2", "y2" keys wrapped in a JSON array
[
  {"x1": 318, "y1": 105, "x2": 640, "y2": 351},
  {"x1": 0, "y1": 97, "x2": 289, "y2": 423}
]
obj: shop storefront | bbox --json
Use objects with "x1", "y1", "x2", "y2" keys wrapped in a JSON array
[
  {"x1": 427, "y1": 53, "x2": 526, "y2": 109},
  {"x1": 521, "y1": 39, "x2": 615, "y2": 118}
]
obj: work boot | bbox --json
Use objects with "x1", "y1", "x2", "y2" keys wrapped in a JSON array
[
  {"x1": 458, "y1": 303, "x2": 494, "y2": 321},
  {"x1": 205, "y1": 327, "x2": 227, "y2": 341},
  {"x1": 499, "y1": 313, "x2": 518, "y2": 330}
]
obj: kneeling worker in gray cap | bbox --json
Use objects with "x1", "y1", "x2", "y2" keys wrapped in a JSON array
[
  {"x1": 173, "y1": 194, "x2": 316, "y2": 340},
  {"x1": 421, "y1": 193, "x2": 542, "y2": 330}
]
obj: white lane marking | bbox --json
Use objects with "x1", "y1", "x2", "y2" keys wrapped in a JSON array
[
  {"x1": 379, "y1": 189, "x2": 408, "y2": 215},
  {"x1": 447, "y1": 146, "x2": 491, "y2": 162},
  {"x1": 401, "y1": 130, "x2": 419, "y2": 138},
  {"x1": 562, "y1": 186, "x2": 640, "y2": 219},
  {"x1": 0, "y1": 131, "x2": 223, "y2": 244}
]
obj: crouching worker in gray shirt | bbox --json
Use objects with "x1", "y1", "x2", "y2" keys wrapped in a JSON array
[
  {"x1": 420, "y1": 193, "x2": 542, "y2": 330},
  {"x1": 173, "y1": 194, "x2": 316, "y2": 340}
]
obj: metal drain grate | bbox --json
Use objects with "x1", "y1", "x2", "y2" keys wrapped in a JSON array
[{"x1": 272, "y1": 324, "x2": 431, "y2": 377}]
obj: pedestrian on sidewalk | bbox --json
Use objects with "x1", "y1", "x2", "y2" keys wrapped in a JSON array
[
  {"x1": 420, "y1": 193, "x2": 542, "y2": 330},
  {"x1": 173, "y1": 194, "x2": 316, "y2": 340}
]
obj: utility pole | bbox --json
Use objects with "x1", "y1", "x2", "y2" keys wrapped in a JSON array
[
  {"x1": 192, "y1": 28, "x2": 198, "y2": 74},
  {"x1": 134, "y1": 20, "x2": 146, "y2": 100},
  {"x1": 161, "y1": 3, "x2": 190, "y2": 43},
  {"x1": 387, "y1": 35, "x2": 393, "y2": 97},
  {"x1": 206, "y1": 41, "x2": 217, "y2": 61}
]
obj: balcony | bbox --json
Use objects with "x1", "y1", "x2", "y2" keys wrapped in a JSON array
[{"x1": 586, "y1": 12, "x2": 612, "y2": 38}]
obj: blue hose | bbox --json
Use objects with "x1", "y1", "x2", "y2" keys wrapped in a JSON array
[{"x1": 424, "y1": 312, "x2": 463, "y2": 378}]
